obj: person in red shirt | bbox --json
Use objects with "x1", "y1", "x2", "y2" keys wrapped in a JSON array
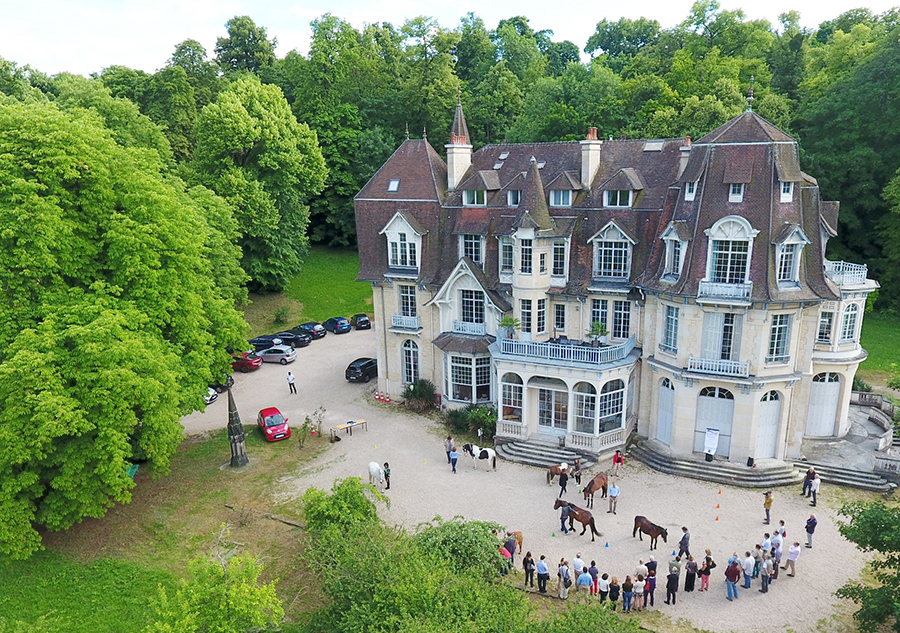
[
  {"x1": 724, "y1": 561, "x2": 741, "y2": 601},
  {"x1": 613, "y1": 450, "x2": 625, "y2": 475}
]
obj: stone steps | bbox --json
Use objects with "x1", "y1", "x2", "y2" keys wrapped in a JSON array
[
  {"x1": 495, "y1": 441, "x2": 597, "y2": 470},
  {"x1": 793, "y1": 461, "x2": 894, "y2": 493},
  {"x1": 629, "y1": 438, "x2": 802, "y2": 488}
]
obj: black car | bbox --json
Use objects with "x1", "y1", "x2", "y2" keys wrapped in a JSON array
[
  {"x1": 249, "y1": 335, "x2": 284, "y2": 351},
  {"x1": 345, "y1": 357, "x2": 378, "y2": 382},
  {"x1": 273, "y1": 330, "x2": 312, "y2": 348},
  {"x1": 299, "y1": 322, "x2": 327, "y2": 339},
  {"x1": 350, "y1": 313, "x2": 371, "y2": 330},
  {"x1": 210, "y1": 374, "x2": 235, "y2": 393}
]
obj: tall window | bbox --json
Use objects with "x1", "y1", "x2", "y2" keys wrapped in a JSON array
[
  {"x1": 605, "y1": 190, "x2": 631, "y2": 207},
  {"x1": 500, "y1": 237, "x2": 513, "y2": 272},
  {"x1": 574, "y1": 383, "x2": 597, "y2": 433},
  {"x1": 780, "y1": 181, "x2": 794, "y2": 203},
  {"x1": 537, "y1": 299, "x2": 547, "y2": 334},
  {"x1": 817, "y1": 311, "x2": 833, "y2": 344},
  {"x1": 399, "y1": 285, "x2": 417, "y2": 317},
  {"x1": 462, "y1": 234, "x2": 482, "y2": 266},
  {"x1": 520, "y1": 239, "x2": 532, "y2": 273},
  {"x1": 721, "y1": 313, "x2": 736, "y2": 360},
  {"x1": 475, "y1": 357, "x2": 491, "y2": 400},
  {"x1": 728, "y1": 183, "x2": 744, "y2": 202},
  {"x1": 402, "y1": 340, "x2": 419, "y2": 384},
  {"x1": 539, "y1": 253, "x2": 546, "y2": 274},
  {"x1": 777, "y1": 243, "x2": 799, "y2": 283},
  {"x1": 448, "y1": 356, "x2": 491, "y2": 402},
  {"x1": 552, "y1": 240, "x2": 566, "y2": 276},
  {"x1": 550, "y1": 190, "x2": 572, "y2": 207},
  {"x1": 841, "y1": 304, "x2": 859, "y2": 342},
  {"x1": 520, "y1": 299, "x2": 532, "y2": 333},
  {"x1": 501, "y1": 373, "x2": 523, "y2": 421},
  {"x1": 665, "y1": 239, "x2": 683, "y2": 277},
  {"x1": 613, "y1": 301, "x2": 630, "y2": 338},
  {"x1": 711, "y1": 240, "x2": 749, "y2": 284},
  {"x1": 390, "y1": 233, "x2": 417, "y2": 268},
  {"x1": 591, "y1": 299, "x2": 608, "y2": 333},
  {"x1": 685, "y1": 181, "x2": 697, "y2": 201},
  {"x1": 554, "y1": 304, "x2": 565, "y2": 332},
  {"x1": 460, "y1": 290, "x2": 485, "y2": 324},
  {"x1": 463, "y1": 190, "x2": 486, "y2": 206},
  {"x1": 599, "y1": 379, "x2": 625, "y2": 432},
  {"x1": 595, "y1": 241, "x2": 630, "y2": 278},
  {"x1": 662, "y1": 305, "x2": 679, "y2": 353},
  {"x1": 702, "y1": 312, "x2": 741, "y2": 361},
  {"x1": 767, "y1": 314, "x2": 791, "y2": 363},
  {"x1": 508, "y1": 190, "x2": 521, "y2": 206}
]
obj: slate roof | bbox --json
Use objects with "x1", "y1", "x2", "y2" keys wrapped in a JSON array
[{"x1": 355, "y1": 110, "x2": 842, "y2": 304}]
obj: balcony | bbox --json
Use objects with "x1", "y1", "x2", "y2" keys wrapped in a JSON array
[
  {"x1": 824, "y1": 260, "x2": 867, "y2": 287},
  {"x1": 499, "y1": 335, "x2": 635, "y2": 365},
  {"x1": 687, "y1": 356, "x2": 750, "y2": 378},
  {"x1": 452, "y1": 321, "x2": 486, "y2": 335},
  {"x1": 697, "y1": 280, "x2": 752, "y2": 303},
  {"x1": 391, "y1": 314, "x2": 420, "y2": 330}
]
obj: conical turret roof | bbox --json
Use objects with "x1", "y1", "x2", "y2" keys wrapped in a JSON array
[
  {"x1": 515, "y1": 156, "x2": 553, "y2": 230},
  {"x1": 449, "y1": 94, "x2": 470, "y2": 145}
]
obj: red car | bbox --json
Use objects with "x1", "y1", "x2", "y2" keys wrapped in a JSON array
[
  {"x1": 232, "y1": 351, "x2": 263, "y2": 373},
  {"x1": 257, "y1": 407, "x2": 291, "y2": 442}
]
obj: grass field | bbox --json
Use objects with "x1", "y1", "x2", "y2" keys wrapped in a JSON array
[
  {"x1": 242, "y1": 246, "x2": 373, "y2": 337},
  {"x1": 858, "y1": 311, "x2": 900, "y2": 385}
]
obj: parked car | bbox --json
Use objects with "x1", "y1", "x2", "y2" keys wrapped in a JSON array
[
  {"x1": 257, "y1": 407, "x2": 291, "y2": 442},
  {"x1": 299, "y1": 322, "x2": 327, "y2": 339},
  {"x1": 350, "y1": 313, "x2": 371, "y2": 330},
  {"x1": 210, "y1": 374, "x2": 235, "y2": 393},
  {"x1": 203, "y1": 387, "x2": 218, "y2": 405},
  {"x1": 323, "y1": 316, "x2": 351, "y2": 334},
  {"x1": 231, "y1": 351, "x2": 263, "y2": 373},
  {"x1": 273, "y1": 330, "x2": 311, "y2": 348},
  {"x1": 256, "y1": 345, "x2": 297, "y2": 365},
  {"x1": 345, "y1": 357, "x2": 378, "y2": 382},
  {"x1": 249, "y1": 335, "x2": 284, "y2": 351}
]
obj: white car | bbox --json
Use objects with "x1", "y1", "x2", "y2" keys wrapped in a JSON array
[
  {"x1": 256, "y1": 344, "x2": 297, "y2": 365},
  {"x1": 203, "y1": 387, "x2": 218, "y2": 405}
]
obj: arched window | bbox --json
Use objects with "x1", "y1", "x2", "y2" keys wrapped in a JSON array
[
  {"x1": 662, "y1": 377, "x2": 674, "y2": 390},
  {"x1": 402, "y1": 340, "x2": 419, "y2": 384},
  {"x1": 840, "y1": 304, "x2": 859, "y2": 342},
  {"x1": 699, "y1": 386, "x2": 734, "y2": 399},
  {"x1": 704, "y1": 216, "x2": 759, "y2": 285},
  {"x1": 599, "y1": 379, "x2": 625, "y2": 432},
  {"x1": 812, "y1": 372, "x2": 840, "y2": 383},
  {"x1": 574, "y1": 383, "x2": 597, "y2": 434},
  {"x1": 501, "y1": 373, "x2": 523, "y2": 422},
  {"x1": 761, "y1": 390, "x2": 780, "y2": 402}
]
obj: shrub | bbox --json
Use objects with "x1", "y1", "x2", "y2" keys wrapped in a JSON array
[
  {"x1": 273, "y1": 305, "x2": 290, "y2": 324},
  {"x1": 446, "y1": 408, "x2": 470, "y2": 433},
  {"x1": 465, "y1": 404, "x2": 497, "y2": 439},
  {"x1": 853, "y1": 375, "x2": 873, "y2": 392},
  {"x1": 402, "y1": 379, "x2": 436, "y2": 412}
]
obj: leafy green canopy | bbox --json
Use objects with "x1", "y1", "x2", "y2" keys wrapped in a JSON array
[
  {"x1": 192, "y1": 75, "x2": 327, "y2": 291},
  {"x1": 0, "y1": 101, "x2": 246, "y2": 558}
]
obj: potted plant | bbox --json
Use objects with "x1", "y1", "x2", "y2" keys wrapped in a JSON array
[
  {"x1": 498, "y1": 315, "x2": 521, "y2": 339},
  {"x1": 587, "y1": 321, "x2": 609, "y2": 346}
]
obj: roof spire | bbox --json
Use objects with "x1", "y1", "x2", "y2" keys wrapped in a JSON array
[
  {"x1": 514, "y1": 156, "x2": 553, "y2": 230},
  {"x1": 449, "y1": 91, "x2": 470, "y2": 145},
  {"x1": 405, "y1": 122, "x2": 409, "y2": 140},
  {"x1": 746, "y1": 75, "x2": 755, "y2": 112},
  {"x1": 422, "y1": 126, "x2": 427, "y2": 139}
]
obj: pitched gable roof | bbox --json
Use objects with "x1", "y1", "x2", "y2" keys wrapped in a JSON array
[
  {"x1": 695, "y1": 111, "x2": 795, "y2": 144},
  {"x1": 356, "y1": 138, "x2": 447, "y2": 201},
  {"x1": 599, "y1": 167, "x2": 645, "y2": 191}
]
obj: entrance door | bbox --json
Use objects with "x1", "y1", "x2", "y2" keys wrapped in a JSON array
[
  {"x1": 656, "y1": 378, "x2": 674, "y2": 445},
  {"x1": 693, "y1": 386, "x2": 734, "y2": 458},
  {"x1": 537, "y1": 388, "x2": 568, "y2": 435},
  {"x1": 755, "y1": 391, "x2": 781, "y2": 458},
  {"x1": 805, "y1": 373, "x2": 840, "y2": 436}
]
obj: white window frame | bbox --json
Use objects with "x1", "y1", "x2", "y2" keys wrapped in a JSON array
[
  {"x1": 574, "y1": 383, "x2": 597, "y2": 434},
  {"x1": 447, "y1": 355, "x2": 492, "y2": 403},
  {"x1": 704, "y1": 216, "x2": 759, "y2": 285},
  {"x1": 501, "y1": 373, "x2": 523, "y2": 421},
  {"x1": 460, "y1": 234, "x2": 483, "y2": 266},
  {"x1": 664, "y1": 238, "x2": 684, "y2": 278},
  {"x1": 599, "y1": 379, "x2": 625, "y2": 433},
  {"x1": 520, "y1": 239, "x2": 533, "y2": 274},
  {"x1": 729, "y1": 183, "x2": 744, "y2": 203},
  {"x1": 840, "y1": 303, "x2": 859, "y2": 342},
  {"x1": 507, "y1": 190, "x2": 521, "y2": 206},
  {"x1": 389, "y1": 232, "x2": 418, "y2": 269},
  {"x1": 817, "y1": 311, "x2": 833, "y2": 344},
  {"x1": 554, "y1": 304, "x2": 565, "y2": 332},
  {"x1": 500, "y1": 236, "x2": 513, "y2": 272},
  {"x1": 767, "y1": 313, "x2": 791, "y2": 364},
  {"x1": 776, "y1": 242, "x2": 800, "y2": 284},
  {"x1": 613, "y1": 300, "x2": 630, "y2": 339},
  {"x1": 604, "y1": 189, "x2": 632, "y2": 208},
  {"x1": 590, "y1": 223, "x2": 634, "y2": 280},
  {"x1": 537, "y1": 299, "x2": 547, "y2": 334},
  {"x1": 388, "y1": 179, "x2": 400, "y2": 192},
  {"x1": 550, "y1": 189, "x2": 572, "y2": 207},
  {"x1": 399, "y1": 285, "x2": 417, "y2": 317},
  {"x1": 460, "y1": 289, "x2": 485, "y2": 324},
  {"x1": 552, "y1": 240, "x2": 566, "y2": 277},
  {"x1": 539, "y1": 252, "x2": 547, "y2": 274},
  {"x1": 685, "y1": 180, "x2": 697, "y2": 201},
  {"x1": 661, "y1": 305, "x2": 679, "y2": 353},
  {"x1": 780, "y1": 181, "x2": 794, "y2": 203},
  {"x1": 463, "y1": 190, "x2": 487, "y2": 206},
  {"x1": 402, "y1": 339, "x2": 419, "y2": 384},
  {"x1": 591, "y1": 299, "x2": 608, "y2": 334},
  {"x1": 520, "y1": 299, "x2": 532, "y2": 333}
]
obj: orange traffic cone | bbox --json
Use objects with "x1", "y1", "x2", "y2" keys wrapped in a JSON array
[
  {"x1": 375, "y1": 391, "x2": 382, "y2": 402},
  {"x1": 385, "y1": 393, "x2": 391, "y2": 404}
]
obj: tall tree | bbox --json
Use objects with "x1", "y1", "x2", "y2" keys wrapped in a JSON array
[
  {"x1": 454, "y1": 13, "x2": 497, "y2": 85},
  {"x1": 168, "y1": 39, "x2": 220, "y2": 110},
  {"x1": 192, "y1": 75, "x2": 327, "y2": 290},
  {"x1": 142, "y1": 66, "x2": 197, "y2": 162},
  {"x1": 584, "y1": 17, "x2": 661, "y2": 59},
  {"x1": 215, "y1": 16, "x2": 277, "y2": 75}
]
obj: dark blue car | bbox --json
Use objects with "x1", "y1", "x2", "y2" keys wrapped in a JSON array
[{"x1": 323, "y1": 316, "x2": 351, "y2": 334}]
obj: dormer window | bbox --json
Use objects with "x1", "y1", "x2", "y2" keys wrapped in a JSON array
[
  {"x1": 729, "y1": 183, "x2": 744, "y2": 203},
  {"x1": 390, "y1": 233, "x2": 417, "y2": 268},
  {"x1": 704, "y1": 216, "x2": 759, "y2": 285},
  {"x1": 605, "y1": 190, "x2": 632, "y2": 208},
  {"x1": 665, "y1": 239, "x2": 683, "y2": 277},
  {"x1": 499, "y1": 236, "x2": 513, "y2": 272},
  {"x1": 508, "y1": 190, "x2": 521, "y2": 206},
  {"x1": 685, "y1": 181, "x2": 697, "y2": 201},
  {"x1": 460, "y1": 234, "x2": 483, "y2": 267},
  {"x1": 552, "y1": 240, "x2": 567, "y2": 277},
  {"x1": 380, "y1": 211, "x2": 424, "y2": 273},
  {"x1": 780, "y1": 181, "x2": 794, "y2": 203},
  {"x1": 550, "y1": 190, "x2": 571, "y2": 207},
  {"x1": 388, "y1": 179, "x2": 400, "y2": 192},
  {"x1": 774, "y1": 225, "x2": 809, "y2": 287},
  {"x1": 776, "y1": 243, "x2": 800, "y2": 283},
  {"x1": 589, "y1": 223, "x2": 634, "y2": 279},
  {"x1": 463, "y1": 190, "x2": 487, "y2": 206}
]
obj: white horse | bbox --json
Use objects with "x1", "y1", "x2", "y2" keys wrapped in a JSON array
[
  {"x1": 462, "y1": 443, "x2": 497, "y2": 471},
  {"x1": 367, "y1": 461, "x2": 385, "y2": 490}
]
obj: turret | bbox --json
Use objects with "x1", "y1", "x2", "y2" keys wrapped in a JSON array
[{"x1": 446, "y1": 95, "x2": 472, "y2": 191}]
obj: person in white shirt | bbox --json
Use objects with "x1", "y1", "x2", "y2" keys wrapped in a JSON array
[
  {"x1": 783, "y1": 542, "x2": 801, "y2": 577},
  {"x1": 572, "y1": 554, "x2": 585, "y2": 576},
  {"x1": 741, "y1": 552, "x2": 755, "y2": 588},
  {"x1": 810, "y1": 475, "x2": 821, "y2": 507}
]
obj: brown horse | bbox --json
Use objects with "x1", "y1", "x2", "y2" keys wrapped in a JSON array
[
  {"x1": 632, "y1": 515, "x2": 668, "y2": 550},
  {"x1": 546, "y1": 462, "x2": 568, "y2": 485},
  {"x1": 506, "y1": 530, "x2": 524, "y2": 554},
  {"x1": 582, "y1": 472, "x2": 609, "y2": 508},
  {"x1": 554, "y1": 499, "x2": 602, "y2": 541}
]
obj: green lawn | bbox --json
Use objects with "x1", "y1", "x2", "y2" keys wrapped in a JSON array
[{"x1": 858, "y1": 311, "x2": 900, "y2": 383}]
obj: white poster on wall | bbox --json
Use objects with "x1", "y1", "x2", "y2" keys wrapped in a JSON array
[{"x1": 704, "y1": 428, "x2": 720, "y2": 455}]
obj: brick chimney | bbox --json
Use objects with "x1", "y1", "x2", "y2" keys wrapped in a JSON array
[
  {"x1": 677, "y1": 136, "x2": 692, "y2": 179},
  {"x1": 580, "y1": 127, "x2": 602, "y2": 189}
]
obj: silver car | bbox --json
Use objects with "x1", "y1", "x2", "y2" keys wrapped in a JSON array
[{"x1": 256, "y1": 344, "x2": 297, "y2": 365}]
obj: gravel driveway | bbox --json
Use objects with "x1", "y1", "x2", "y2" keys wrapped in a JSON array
[{"x1": 180, "y1": 329, "x2": 868, "y2": 633}]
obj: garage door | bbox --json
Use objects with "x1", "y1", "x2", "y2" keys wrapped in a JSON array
[
  {"x1": 805, "y1": 373, "x2": 840, "y2": 437},
  {"x1": 693, "y1": 386, "x2": 734, "y2": 458},
  {"x1": 656, "y1": 378, "x2": 674, "y2": 445},
  {"x1": 755, "y1": 390, "x2": 781, "y2": 459}
]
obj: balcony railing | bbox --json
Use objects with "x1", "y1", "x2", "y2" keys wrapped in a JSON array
[
  {"x1": 697, "y1": 280, "x2": 752, "y2": 302},
  {"x1": 452, "y1": 321, "x2": 486, "y2": 335},
  {"x1": 824, "y1": 260, "x2": 868, "y2": 286},
  {"x1": 391, "y1": 314, "x2": 420, "y2": 330},
  {"x1": 499, "y1": 335, "x2": 635, "y2": 365},
  {"x1": 687, "y1": 356, "x2": 750, "y2": 378}
]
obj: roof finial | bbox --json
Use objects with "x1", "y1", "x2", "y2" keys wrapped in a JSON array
[
  {"x1": 422, "y1": 126, "x2": 427, "y2": 140},
  {"x1": 457, "y1": 85, "x2": 462, "y2": 106},
  {"x1": 405, "y1": 122, "x2": 409, "y2": 140},
  {"x1": 746, "y1": 75, "x2": 755, "y2": 112}
]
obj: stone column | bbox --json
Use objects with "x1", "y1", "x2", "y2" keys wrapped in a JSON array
[{"x1": 227, "y1": 388, "x2": 249, "y2": 468}]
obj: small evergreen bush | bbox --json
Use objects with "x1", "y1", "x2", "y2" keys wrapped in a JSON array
[{"x1": 402, "y1": 379, "x2": 436, "y2": 412}]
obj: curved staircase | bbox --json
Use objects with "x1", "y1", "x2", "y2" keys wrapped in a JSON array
[
  {"x1": 792, "y1": 461, "x2": 894, "y2": 493},
  {"x1": 495, "y1": 441, "x2": 597, "y2": 470}
]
